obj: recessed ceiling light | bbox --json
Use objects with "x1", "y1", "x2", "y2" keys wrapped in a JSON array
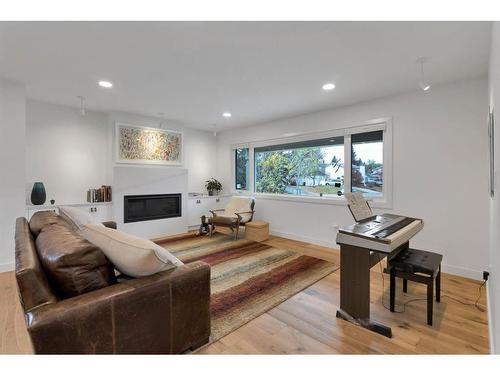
[
  {"x1": 322, "y1": 83, "x2": 336, "y2": 91},
  {"x1": 222, "y1": 112, "x2": 232, "y2": 118},
  {"x1": 98, "y1": 80, "x2": 113, "y2": 88}
]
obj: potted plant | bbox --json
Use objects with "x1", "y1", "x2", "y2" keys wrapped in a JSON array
[{"x1": 205, "y1": 178, "x2": 222, "y2": 196}]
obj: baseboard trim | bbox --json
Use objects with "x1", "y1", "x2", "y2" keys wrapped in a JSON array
[
  {"x1": 270, "y1": 229, "x2": 337, "y2": 250},
  {"x1": 0, "y1": 262, "x2": 14, "y2": 273},
  {"x1": 270, "y1": 229, "x2": 483, "y2": 281},
  {"x1": 440, "y1": 264, "x2": 483, "y2": 281}
]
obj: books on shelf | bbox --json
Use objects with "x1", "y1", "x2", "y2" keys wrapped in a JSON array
[{"x1": 87, "y1": 185, "x2": 112, "y2": 203}]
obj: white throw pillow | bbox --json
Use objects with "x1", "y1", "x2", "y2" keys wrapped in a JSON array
[
  {"x1": 81, "y1": 223, "x2": 183, "y2": 277},
  {"x1": 59, "y1": 205, "x2": 100, "y2": 231}
]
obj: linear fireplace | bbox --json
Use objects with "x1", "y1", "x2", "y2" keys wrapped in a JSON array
[{"x1": 124, "y1": 193, "x2": 182, "y2": 223}]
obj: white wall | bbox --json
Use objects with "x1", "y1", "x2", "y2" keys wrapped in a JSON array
[
  {"x1": 488, "y1": 21, "x2": 500, "y2": 354},
  {"x1": 25, "y1": 101, "x2": 217, "y2": 206},
  {"x1": 216, "y1": 77, "x2": 489, "y2": 280},
  {"x1": 0, "y1": 79, "x2": 26, "y2": 271},
  {"x1": 26, "y1": 100, "x2": 110, "y2": 205}
]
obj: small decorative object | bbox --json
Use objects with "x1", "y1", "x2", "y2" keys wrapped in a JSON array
[
  {"x1": 50, "y1": 199, "x2": 55, "y2": 205},
  {"x1": 199, "y1": 215, "x2": 211, "y2": 236},
  {"x1": 115, "y1": 123, "x2": 183, "y2": 165},
  {"x1": 31, "y1": 182, "x2": 46, "y2": 205},
  {"x1": 205, "y1": 178, "x2": 222, "y2": 196}
]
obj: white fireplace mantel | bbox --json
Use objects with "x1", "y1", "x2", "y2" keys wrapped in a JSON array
[{"x1": 113, "y1": 165, "x2": 188, "y2": 239}]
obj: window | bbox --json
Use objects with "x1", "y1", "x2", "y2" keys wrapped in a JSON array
[
  {"x1": 234, "y1": 148, "x2": 249, "y2": 190},
  {"x1": 351, "y1": 131, "x2": 384, "y2": 199},
  {"x1": 254, "y1": 137, "x2": 344, "y2": 197},
  {"x1": 231, "y1": 120, "x2": 391, "y2": 205}
]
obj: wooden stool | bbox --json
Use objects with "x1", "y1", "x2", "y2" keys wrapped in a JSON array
[
  {"x1": 389, "y1": 248, "x2": 443, "y2": 326},
  {"x1": 245, "y1": 220, "x2": 269, "y2": 242}
]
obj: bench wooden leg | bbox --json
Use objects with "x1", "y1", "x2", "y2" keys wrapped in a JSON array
[
  {"x1": 427, "y1": 280, "x2": 433, "y2": 326},
  {"x1": 436, "y1": 265, "x2": 441, "y2": 303},
  {"x1": 390, "y1": 269, "x2": 396, "y2": 312},
  {"x1": 403, "y1": 279, "x2": 408, "y2": 293}
]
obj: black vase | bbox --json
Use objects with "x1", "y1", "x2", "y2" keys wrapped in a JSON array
[{"x1": 31, "y1": 182, "x2": 46, "y2": 205}]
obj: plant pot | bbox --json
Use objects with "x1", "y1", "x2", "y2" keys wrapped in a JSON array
[
  {"x1": 31, "y1": 182, "x2": 46, "y2": 205},
  {"x1": 208, "y1": 190, "x2": 214, "y2": 196}
]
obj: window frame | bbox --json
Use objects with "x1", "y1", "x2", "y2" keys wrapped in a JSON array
[
  {"x1": 231, "y1": 143, "x2": 253, "y2": 193},
  {"x1": 233, "y1": 146, "x2": 251, "y2": 191},
  {"x1": 230, "y1": 117, "x2": 393, "y2": 208}
]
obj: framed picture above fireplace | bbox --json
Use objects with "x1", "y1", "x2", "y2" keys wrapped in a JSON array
[{"x1": 115, "y1": 122, "x2": 183, "y2": 165}]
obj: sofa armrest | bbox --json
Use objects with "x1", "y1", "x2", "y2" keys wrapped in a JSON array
[
  {"x1": 102, "y1": 221, "x2": 117, "y2": 229},
  {"x1": 25, "y1": 261, "x2": 211, "y2": 354}
]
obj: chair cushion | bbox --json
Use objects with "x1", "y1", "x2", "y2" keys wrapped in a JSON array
[
  {"x1": 223, "y1": 196, "x2": 254, "y2": 222},
  {"x1": 80, "y1": 224, "x2": 184, "y2": 278},
  {"x1": 29, "y1": 210, "x2": 68, "y2": 238},
  {"x1": 36, "y1": 223, "x2": 117, "y2": 298},
  {"x1": 209, "y1": 215, "x2": 238, "y2": 225}
]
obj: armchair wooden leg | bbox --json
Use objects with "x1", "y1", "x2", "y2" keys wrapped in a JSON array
[
  {"x1": 209, "y1": 224, "x2": 213, "y2": 237},
  {"x1": 403, "y1": 279, "x2": 408, "y2": 293},
  {"x1": 234, "y1": 226, "x2": 239, "y2": 240}
]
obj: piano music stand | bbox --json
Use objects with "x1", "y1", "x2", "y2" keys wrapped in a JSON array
[{"x1": 347, "y1": 201, "x2": 373, "y2": 223}]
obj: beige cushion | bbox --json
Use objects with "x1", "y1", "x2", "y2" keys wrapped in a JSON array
[
  {"x1": 81, "y1": 224, "x2": 183, "y2": 277},
  {"x1": 219, "y1": 196, "x2": 254, "y2": 222},
  {"x1": 59, "y1": 206, "x2": 101, "y2": 231},
  {"x1": 209, "y1": 215, "x2": 238, "y2": 225}
]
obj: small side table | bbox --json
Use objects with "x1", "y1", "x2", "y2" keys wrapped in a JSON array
[{"x1": 245, "y1": 220, "x2": 269, "y2": 242}]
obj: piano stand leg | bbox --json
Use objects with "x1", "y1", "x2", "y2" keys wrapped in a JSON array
[{"x1": 336, "y1": 309, "x2": 393, "y2": 338}]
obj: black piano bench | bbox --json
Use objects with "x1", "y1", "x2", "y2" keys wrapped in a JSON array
[{"x1": 389, "y1": 248, "x2": 443, "y2": 326}]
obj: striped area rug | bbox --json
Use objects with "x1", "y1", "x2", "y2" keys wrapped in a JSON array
[{"x1": 160, "y1": 233, "x2": 338, "y2": 342}]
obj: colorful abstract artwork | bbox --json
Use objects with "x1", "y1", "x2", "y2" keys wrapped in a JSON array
[{"x1": 115, "y1": 123, "x2": 183, "y2": 165}]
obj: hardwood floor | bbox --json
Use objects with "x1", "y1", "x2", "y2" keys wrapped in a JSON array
[
  {"x1": 199, "y1": 235, "x2": 490, "y2": 354},
  {"x1": 0, "y1": 271, "x2": 32, "y2": 354},
  {"x1": 0, "y1": 234, "x2": 489, "y2": 354}
]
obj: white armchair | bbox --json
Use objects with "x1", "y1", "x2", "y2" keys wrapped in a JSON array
[{"x1": 208, "y1": 196, "x2": 256, "y2": 239}]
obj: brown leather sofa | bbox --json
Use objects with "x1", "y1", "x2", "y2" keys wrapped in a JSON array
[{"x1": 15, "y1": 214, "x2": 211, "y2": 354}]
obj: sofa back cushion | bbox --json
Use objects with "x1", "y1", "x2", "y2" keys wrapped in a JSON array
[
  {"x1": 29, "y1": 210, "x2": 68, "y2": 238},
  {"x1": 36, "y1": 223, "x2": 117, "y2": 298},
  {"x1": 15, "y1": 217, "x2": 58, "y2": 312}
]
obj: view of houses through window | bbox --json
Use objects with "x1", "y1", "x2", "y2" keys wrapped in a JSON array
[
  {"x1": 234, "y1": 129, "x2": 384, "y2": 199},
  {"x1": 254, "y1": 137, "x2": 345, "y2": 197},
  {"x1": 351, "y1": 131, "x2": 384, "y2": 199}
]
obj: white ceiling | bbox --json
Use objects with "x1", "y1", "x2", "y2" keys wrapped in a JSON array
[{"x1": 0, "y1": 21, "x2": 491, "y2": 131}]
